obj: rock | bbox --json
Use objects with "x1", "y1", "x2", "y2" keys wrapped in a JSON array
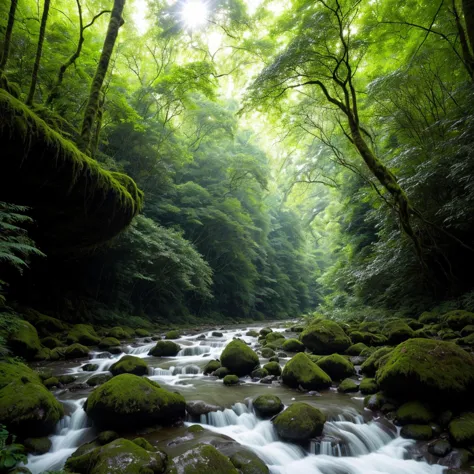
[
  {"x1": 444, "y1": 311, "x2": 474, "y2": 330},
  {"x1": 316, "y1": 354, "x2": 354, "y2": 380},
  {"x1": 269, "y1": 356, "x2": 279, "y2": 363},
  {"x1": 212, "y1": 331, "x2": 224, "y2": 337},
  {"x1": 132, "y1": 437, "x2": 155, "y2": 451},
  {"x1": 282, "y1": 353, "x2": 332, "y2": 390},
  {"x1": 337, "y1": 378, "x2": 359, "y2": 393},
  {"x1": 273, "y1": 402, "x2": 325, "y2": 442},
  {"x1": 261, "y1": 347, "x2": 275, "y2": 358},
  {"x1": 439, "y1": 449, "x2": 472, "y2": 469},
  {"x1": 246, "y1": 330, "x2": 259, "y2": 337},
  {"x1": 85, "y1": 374, "x2": 185, "y2": 430},
  {"x1": 149, "y1": 340, "x2": 180, "y2": 357},
  {"x1": 260, "y1": 328, "x2": 272, "y2": 337},
  {"x1": 223, "y1": 374, "x2": 240, "y2": 385},
  {"x1": 43, "y1": 376, "x2": 60, "y2": 389},
  {"x1": 221, "y1": 340, "x2": 259, "y2": 376},
  {"x1": 23, "y1": 436, "x2": 52, "y2": 454},
  {"x1": 0, "y1": 360, "x2": 64, "y2": 437},
  {"x1": 186, "y1": 400, "x2": 222, "y2": 417},
  {"x1": 376, "y1": 339, "x2": 474, "y2": 403},
  {"x1": 64, "y1": 343, "x2": 90, "y2": 359},
  {"x1": 280, "y1": 338, "x2": 305, "y2": 353},
  {"x1": 300, "y1": 320, "x2": 351, "y2": 354},
  {"x1": 359, "y1": 378, "x2": 379, "y2": 395},
  {"x1": 349, "y1": 332, "x2": 387, "y2": 346},
  {"x1": 251, "y1": 368, "x2": 268, "y2": 379},
  {"x1": 109, "y1": 355, "x2": 148, "y2": 376},
  {"x1": 439, "y1": 410, "x2": 454, "y2": 427},
  {"x1": 384, "y1": 321, "x2": 415, "y2": 345},
  {"x1": 429, "y1": 439, "x2": 452, "y2": 457},
  {"x1": 260, "y1": 375, "x2": 275, "y2": 384},
  {"x1": 396, "y1": 401, "x2": 434, "y2": 425},
  {"x1": 277, "y1": 352, "x2": 287, "y2": 358},
  {"x1": 86, "y1": 373, "x2": 113, "y2": 387},
  {"x1": 346, "y1": 342, "x2": 369, "y2": 356},
  {"x1": 106, "y1": 326, "x2": 128, "y2": 339},
  {"x1": 253, "y1": 395, "x2": 284, "y2": 418},
  {"x1": 449, "y1": 413, "x2": 474, "y2": 446},
  {"x1": 58, "y1": 374, "x2": 76, "y2": 385},
  {"x1": 65, "y1": 438, "x2": 167, "y2": 474},
  {"x1": 165, "y1": 330, "x2": 180, "y2": 339},
  {"x1": 360, "y1": 346, "x2": 393, "y2": 376},
  {"x1": 419, "y1": 312, "x2": 440, "y2": 324},
  {"x1": 82, "y1": 363, "x2": 99, "y2": 372},
  {"x1": 461, "y1": 325, "x2": 474, "y2": 337},
  {"x1": 67, "y1": 324, "x2": 100, "y2": 345},
  {"x1": 98, "y1": 337, "x2": 121, "y2": 349},
  {"x1": 263, "y1": 361, "x2": 281, "y2": 376},
  {"x1": 97, "y1": 431, "x2": 119, "y2": 444},
  {"x1": 214, "y1": 367, "x2": 231, "y2": 379},
  {"x1": 204, "y1": 359, "x2": 221, "y2": 375},
  {"x1": 167, "y1": 444, "x2": 238, "y2": 474},
  {"x1": 229, "y1": 450, "x2": 269, "y2": 474},
  {"x1": 265, "y1": 332, "x2": 285, "y2": 345},
  {"x1": 8, "y1": 321, "x2": 42, "y2": 359},
  {"x1": 364, "y1": 392, "x2": 388, "y2": 411},
  {"x1": 400, "y1": 424, "x2": 433, "y2": 440},
  {"x1": 41, "y1": 336, "x2": 62, "y2": 349},
  {"x1": 135, "y1": 328, "x2": 151, "y2": 337}
]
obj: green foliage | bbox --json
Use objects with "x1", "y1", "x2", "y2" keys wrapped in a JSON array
[{"x1": 0, "y1": 425, "x2": 27, "y2": 472}]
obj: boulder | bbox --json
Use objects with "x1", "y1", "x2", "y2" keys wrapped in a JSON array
[
  {"x1": 360, "y1": 346, "x2": 393, "y2": 376},
  {"x1": 135, "y1": 328, "x2": 151, "y2": 337},
  {"x1": 444, "y1": 311, "x2": 474, "y2": 330},
  {"x1": 265, "y1": 332, "x2": 285, "y2": 344},
  {"x1": 461, "y1": 325, "x2": 474, "y2": 337},
  {"x1": 396, "y1": 401, "x2": 434, "y2": 425},
  {"x1": 359, "y1": 378, "x2": 378, "y2": 395},
  {"x1": 40, "y1": 336, "x2": 62, "y2": 349},
  {"x1": 43, "y1": 376, "x2": 60, "y2": 389},
  {"x1": 280, "y1": 338, "x2": 305, "y2": 353},
  {"x1": 8, "y1": 321, "x2": 42, "y2": 359},
  {"x1": 419, "y1": 312, "x2": 440, "y2": 324},
  {"x1": 246, "y1": 330, "x2": 259, "y2": 337},
  {"x1": 221, "y1": 340, "x2": 259, "y2": 376},
  {"x1": 263, "y1": 362, "x2": 281, "y2": 376},
  {"x1": 82, "y1": 363, "x2": 99, "y2": 372},
  {"x1": 165, "y1": 330, "x2": 180, "y2": 340},
  {"x1": 259, "y1": 328, "x2": 272, "y2": 337},
  {"x1": 67, "y1": 324, "x2": 100, "y2": 346},
  {"x1": 261, "y1": 347, "x2": 275, "y2": 358},
  {"x1": 345, "y1": 342, "x2": 369, "y2": 356},
  {"x1": 149, "y1": 340, "x2": 180, "y2": 357},
  {"x1": 429, "y1": 439, "x2": 452, "y2": 457},
  {"x1": 23, "y1": 436, "x2": 52, "y2": 455},
  {"x1": 223, "y1": 374, "x2": 240, "y2": 386},
  {"x1": 213, "y1": 367, "x2": 231, "y2": 379},
  {"x1": 449, "y1": 413, "x2": 474, "y2": 446},
  {"x1": 204, "y1": 359, "x2": 221, "y2": 375},
  {"x1": 400, "y1": 424, "x2": 433, "y2": 440},
  {"x1": 282, "y1": 353, "x2": 331, "y2": 390},
  {"x1": 85, "y1": 374, "x2": 185, "y2": 430},
  {"x1": 97, "y1": 431, "x2": 119, "y2": 444},
  {"x1": 98, "y1": 337, "x2": 121, "y2": 349},
  {"x1": 273, "y1": 402, "x2": 325, "y2": 442},
  {"x1": 384, "y1": 321, "x2": 415, "y2": 345},
  {"x1": 58, "y1": 374, "x2": 76, "y2": 385},
  {"x1": 212, "y1": 331, "x2": 224, "y2": 337},
  {"x1": 349, "y1": 332, "x2": 387, "y2": 346},
  {"x1": 86, "y1": 373, "x2": 113, "y2": 387},
  {"x1": 251, "y1": 368, "x2": 268, "y2": 379},
  {"x1": 105, "y1": 327, "x2": 128, "y2": 339},
  {"x1": 300, "y1": 320, "x2": 351, "y2": 354},
  {"x1": 109, "y1": 355, "x2": 148, "y2": 376},
  {"x1": 229, "y1": 450, "x2": 269, "y2": 474},
  {"x1": 64, "y1": 343, "x2": 90, "y2": 359},
  {"x1": 253, "y1": 395, "x2": 283, "y2": 418},
  {"x1": 316, "y1": 354, "x2": 354, "y2": 380},
  {"x1": 186, "y1": 400, "x2": 222, "y2": 417},
  {"x1": 337, "y1": 378, "x2": 359, "y2": 393}
]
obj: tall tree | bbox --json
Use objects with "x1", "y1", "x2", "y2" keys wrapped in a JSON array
[{"x1": 0, "y1": 0, "x2": 18, "y2": 76}]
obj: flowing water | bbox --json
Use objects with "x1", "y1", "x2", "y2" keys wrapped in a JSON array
[{"x1": 27, "y1": 325, "x2": 447, "y2": 474}]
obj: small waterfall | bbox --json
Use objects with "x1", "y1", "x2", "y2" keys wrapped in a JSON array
[
  {"x1": 26, "y1": 399, "x2": 94, "y2": 474},
  {"x1": 177, "y1": 345, "x2": 212, "y2": 356},
  {"x1": 126, "y1": 342, "x2": 156, "y2": 355},
  {"x1": 152, "y1": 365, "x2": 202, "y2": 376}
]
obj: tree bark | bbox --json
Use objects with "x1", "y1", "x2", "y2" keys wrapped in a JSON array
[
  {"x1": 0, "y1": 0, "x2": 19, "y2": 76},
  {"x1": 462, "y1": 0, "x2": 474, "y2": 54},
  {"x1": 80, "y1": 0, "x2": 125, "y2": 154},
  {"x1": 26, "y1": 0, "x2": 51, "y2": 105}
]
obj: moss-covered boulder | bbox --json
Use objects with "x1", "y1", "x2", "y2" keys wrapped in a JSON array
[
  {"x1": 87, "y1": 373, "x2": 113, "y2": 387},
  {"x1": 337, "y1": 378, "x2": 359, "y2": 393},
  {"x1": 458, "y1": 333, "x2": 474, "y2": 346},
  {"x1": 376, "y1": 339, "x2": 474, "y2": 403},
  {"x1": 265, "y1": 332, "x2": 285, "y2": 344},
  {"x1": 165, "y1": 330, "x2": 180, "y2": 340},
  {"x1": 251, "y1": 368, "x2": 268, "y2": 379},
  {"x1": 400, "y1": 424, "x2": 433, "y2": 440},
  {"x1": 259, "y1": 328, "x2": 272, "y2": 337},
  {"x1": 346, "y1": 342, "x2": 369, "y2": 356},
  {"x1": 261, "y1": 347, "x2": 275, "y2": 358},
  {"x1": 316, "y1": 354, "x2": 354, "y2": 381},
  {"x1": 106, "y1": 327, "x2": 128, "y2": 339},
  {"x1": 281, "y1": 338, "x2": 305, "y2": 353},
  {"x1": 8, "y1": 321, "x2": 42, "y2": 359},
  {"x1": 246, "y1": 330, "x2": 259, "y2": 337},
  {"x1": 282, "y1": 353, "x2": 332, "y2": 390},
  {"x1": 59, "y1": 374, "x2": 76, "y2": 385},
  {"x1": 82, "y1": 363, "x2": 99, "y2": 372},
  {"x1": 109, "y1": 355, "x2": 148, "y2": 376},
  {"x1": 40, "y1": 336, "x2": 62, "y2": 349},
  {"x1": 204, "y1": 359, "x2": 221, "y2": 375},
  {"x1": 43, "y1": 376, "x2": 60, "y2": 389},
  {"x1": 300, "y1": 320, "x2": 351, "y2": 354},
  {"x1": 64, "y1": 343, "x2": 90, "y2": 359},
  {"x1": 461, "y1": 325, "x2": 474, "y2": 337},
  {"x1": 67, "y1": 324, "x2": 100, "y2": 346},
  {"x1": 359, "y1": 378, "x2": 378, "y2": 395},
  {"x1": 98, "y1": 337, "x2": 121, "y2": 350},
  {"x1": 349, "y1": 332, "x2": 387, "y2": 346},
  {"x1": 149, "y1": 340, "x2": 180, "y2": 357},
  {"x1": 223, "y1": 374, "x2": 239, "y2": 386},
  {"x1": 0, "y1": 361, "x2": 64, "y2": 437},
  {"x1": 360, "y1": 346, "x2": 393, "y2": 377},
  {"x1": 229, "y1": 450, "x2": 269, "y2": 474},
  {"x1": 263, "y1": 361, "x2": 281, "y2": 376},
  {"x1": 135, "y1": 328, "x2": 150, "y2": 337},
  {"x1": 167, "y1": 444, "x2": 238, "y2": 474},
  {"x1": 221, "y1": 340, "x2": 259, "y2": 376},
  {"x1": 23, "y1": 436, "x2": 52, "y2": 455},
  {"x1": 84, "y1": 374, "x2": 185, "y2": 430},
  {"x1": 22, "y1": 308, "x2": 67, "y2": 335},
  {"x1": 273, "y1": 403, "x2": 325, "y2": 442},
  {"x1": 396, "y1": 401, "x2": 433, "y2": 425},
  {"x1": 65, "y1": 438, "x2": 167, "y2": 474},
  {"x1": 449, "y1": 413, "x2": 474, "y2": 446},
  {"x1": 214, "y1": 367, "x2": 231, "y2": 379},
  {"x1": 444, "y1": 311, "x2": 474, "y2": 330},
  {"x1": 419, "y1": 312, "x2": 440, "y2": 324},
  {"x1": 384, "y1": 321, "x2": 415, "y2": 345},
  {"x1": 253, "y1": 395, "x2": 283, "y2": 418}
]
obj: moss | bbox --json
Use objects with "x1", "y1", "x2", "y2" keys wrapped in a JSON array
[
  {"x1": 337, "y1": 378, "x2": 359, "y2": 393},
  {"x1": 349, "y1": 332, "x2": 387, "y2": 346},
  {"x1": 400, "y1": 424, "x2": 433, "y2": 440},
  {"x1": 360, "y1": 346, "x2": 393, "y2": 376},
  {"x1": 282, "y1": 352, "x2": 332, "y2": 390},
  {"x1": 246, "y1": 330, "x2": 259, "y2": 337},
  {"x1": 229, "y1": 450, "x2": 269, "y2": 474},
  {"x1": 0, "y1": 90, "x2": 143, "y2": 253},
  {"x1": 135, "y1": 328, "x2": 150, "y2": 337},
  {"x1": 59, "y1": 374, "x2": 76, "y2": 385},
  {"x1": 106, "y1": 327, "x2": 128, "y2": 339},
  {"x1": 264, "y1": 342, "x2": 280, "y2": 351},
  {"x1": 316, "y1": 354, "x2": 354, "y2": 381},
  {"x1": 384, "y1": 321, "x2": 415, "y2": 345},
  {"x1": 65, "y1": 438, "x2": 167, "y2": 474},
  {"x1": 444, "y1": 310, "x2": 474, "y2": 330},
  {"x1": 213, "y1": 367, "x2": 231, "y2": 378},
  {"x1": 346, "y1": 342, "x2": 369, "y2": 356},
  {"x1": 251, "y1": 368, "x2": 268, "y2": 379},
  {"x1": 8, "y1": 320, "x2": 42, "y2": 359},
  {"x1": 261, "y1": 347, "x2": 275, "y2": 358},
  {"x1": 132, "y1": 437, "x2": 154, "y2": 451},
  {"x1": 281, "y1": 338, "x2": 305, "y2": 353},
  {"x1": 419, "y1": 312, "x2": 440, "y2": 324},
  {"x1": 49, "y1": 346, "x2": 67, "y2": 360},
  {"x1": 149, "y1": 340, "x2": 180, "y2": 357},
  {"x1": 41, "y1": 336, "x2": 62, "y2": 349},
  {"x1": 221, "y1": 339, "x2": 259, "y2": 376},
  {"x1": 98, "y1": 337, "x2": 121, "y2": 349},
  {"x1": 269, "y1": 356, "x2": 279, "y2": 363},
  {"x1": 300, "y1": 320, "x2": 351, "y2": 354},
  {"x1": 43, "y1": 376, "x2": 60, "y2": 389},
  {"x1": 461, "y1": 325, "x2": 474, "y2": 337},
  {"x1": 22, "y1": 308, "x2": 67, "y2": 336},
  {"x1": 223, "y1": 374, "x2": 239, "y2": 385},
  {"x1": 253, "y1": 394, "x2": 283, "y2": 418},
  {"x1": 85, "y1": 374, "x2": 185, "y2": 430},
  {"x1": 265, "y1": 332, "x2": 285, "y2": 344},
  {"x1": 186, "y1": 424, "x2": 204, "y2": 433},
  {"x1": 263, "y1": 361, "x2": 281, "y2": 376},
  {"x1": 23, "y1": 436, "x2": 52, "y2": 455},
  {"x1": 97, "y1": 430, "x2": 119, "y2": 445},
  {"x1": 87, "y1": 373, "x2": 112, "y2": 387},
  {"x1": 67, "y1": 324, "x2": 100, "y2": 345},
  {"x1": 167, "y1": 444, "x2": 238, "y2": 474},
  {"x1": 259, "y1": 328, "x2": 272, "y2": 337},
  {"x1": 458, "y1": 333, "x2": 474, "y2": 346},
  {"x1": 64, "y1": 343, "x2": 90, "y2": 359},
  {"x1": 109, "y1": 355, "x2": 148, "y2": 376},
  {"x1": 364, "y1": 392, "x2": 388, "y2": 411},
  {"x1": 359, "y1": 377, "x2": 379, "y2": 394},
  {"x1": 449, "y1": 413, "x2": 474, "y2": 446},
  {"x1": 396, "y1": 401, "x2": 434, "y2": 425},
  {"x1": 438, "y1": 328, "x2": 458, "y2": 340},
  {"x1": 273, "y1": 402, "x2": 325, "y2": 442},
  {"x1": 165, "y1": 330, "x2": 180, "y2": 340},
  {"x1": 203, "y1": 359, "x2": 221, "y2": 374},
  {"x1": 376, "y1": 338, "x2": 474, "y2": 403},
  {"x1": 82, "y1": 363, "x2": 99, "y2": 371}
]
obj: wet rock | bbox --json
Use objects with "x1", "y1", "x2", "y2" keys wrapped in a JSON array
[
  {"x1": 439, "y1": 449, "x2": 472, "y2": 469},
  {"x1": 261, "y1": 347, "x2": 275, "y2": 358},
  {"x1": 214, "y1": 367, "x2": 231, "y2": 379},
  {"x1": 109, "y1": 355, "x2": 148, "y2": 376},
  {"x1": 43, "y1": 376, "x2": 59, "y2": 389},
  {"x1": 300, "y1": 320, "x2": 351, "y2": 354},
  {"x1": 212, "y1": 331, "x2": 224, "y2": 337},
  {"x1": 204, "y1": 359, "x2": 221, "y2": 375},
  {"x1": 246, "y1": 330, "x2": 259, "y2": 337},
  {"x1": 58, "y1": 374, "x2": 76, "y2": 385},
  {"x1": 82, "y1": 363, "x2": 99, "y2": 371},
  {"x1": 98, "y1": 337, "x2": 121, "y2": 350},
  {"x1": 282, "y1": 353, "x2": 331, "y2": 390},
  {"x1": 165, "y1": 330, "x2": 181, "y2": 340},
  {"x1": 263, "y1": 361, "x2": 281, "y2": 376},
  {"x1": 337, "y1": 378, "x2": 359, "y2": 393},
  {"x1": 400, "y1": 424, "x2": 433, "y2": 440},
  {"x1": 428, "y1": 439, "x2": 452, "y2": 457},
  {"x1": 396, "y1": 401, "x2": 434, "y2": 425},
  {"x1": 221, "y1": 340, "x2": 259, "y2": 376},
  {"x1": 23, "y1": 436, "x2": 52, "y2": 454},
  {"x1": 223, "y1": 375, "x2": 239, "y2": 385},
  {"x1": 186, "y1": 400, "x2": 223, "y2": 417},
  {"x1": 251, "y1": 368, "x2": 268, "y2": 380},
  {"x1": 253, "y1": 395, "x2": 284, "y2": 418},
  {"x1": 149, "y1": 340, "x2": 180, "y2": 357},
  {"x1": 86, "y1": 373, "x2": 112, "y2": 387},
  {"x1": 259, "y1": 375, "x2": 275, "y2": 384},
  {"x1": 229, "y1": 449, "x2": 269, "y2": 474}
]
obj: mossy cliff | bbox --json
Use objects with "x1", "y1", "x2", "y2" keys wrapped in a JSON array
[{"x1": 0, "y1": 89, "x2": 143, "y2": 253}]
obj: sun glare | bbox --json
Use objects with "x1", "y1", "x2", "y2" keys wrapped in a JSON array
[{"x1": 181, "y1": 0, "x2": 209, "y2": 30}]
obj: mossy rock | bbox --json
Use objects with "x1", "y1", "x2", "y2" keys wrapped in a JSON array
[
  {"x1": 223, "y1": 374, "x2": 239, "y2": 385},
  {"x1": 98, "y1": 337, "x2": 121, "y2": 349},
  {"x1": 87, "y1": 373, "x2": 113, "y2": 387},
  {"x1": 221, "y1": 340, "x2": 259, "y2": 376},
  {"x1": 59, "y1": 374, "x2": 76, "y2": 385},
  {"x1": 461, "y1": 325, "x2": 474, "y2": 337},
  {"x1": 364, "y1": 392, "x2": 388, "y2": 411},
  {"x1": 22, "y1": 309, "x2": 67, "y2": 335},
  {"x1": 438, "y1": 328, "x2": 459, "y2": 340},
  {"x1": 43, "y1": 376, "x2": 60, "y2": 389},
  {"x1": 419, "y1": 312, "x2": 440, "y2": 324},
  {"x1": 8, "y1": 320, "x2": 42, "y2": 359},
  {"x1": 360, "y1": 346, "x2": 393, "y2": 376},
  {"x1": 23, "y1": 436, "x2": 52, "y2": 454},
  {"x1": 106, "y1": 327, "x2": 128, "y2": 339},
  {"x1": 85, "y1": 374, "x2": 185, "y2": 430},
  {"x1": 281, "y1": 338, "x2": 305, "y2": 353},
  {"x1": 165, "y1": 330, "x2": 180, "y2": 340},
  {"x1": 449, "y1": 413, "x2": 474, "y2": 446},
  {"x1": 135, "y1": 328, "x2": 151, "y2": 337},
  {"x1": 109, "y1": 355, "x2": 148, "y2": 377},
  {"x1": 396, "y1": 401, "x2": 434, "y2": 425},
  {"x1": 265, "y1": 332, "x2": 285, "y2": 344},
  {"x1": 458, "y1": 333, "x2": 474, "y2": 346},
  {"x1": 65, "y1": 438, "x2": 167, "y2": 474},
  {"x1": 384, "y1": 321, "x2": 415, "y2": 345},
  {"x1": 337, "y1": 378, "x2": 359, "y2": 393},
  {"x1": 132, "y1": 437, "x2": 155, "y2": 451},
  {"x1": 167, "y1": 444, "x2": 238, "y2": 474},
  {"x1": 273, "y1": 402, "x2": 325, "y2": 442},
  {"x1": 263, "y1": 361, "x2": 281, "y2": 376},
  {"x1": 251, "y1": 368, "x2": 268, "y2": 379},
  {"x1": 212, "y1": 331, "x2": 224, "y2": 337},
  {"x1": 300, "y1": 320, "x2": 351, "y2": 354},
  {"x1": 0, "y1": 360, "x2": 64, "y2": 437},
  {"x1": 259, "y1": 328, "x2": 272, "y2": 337},
  {"x1": 376, "y1": 338, "x2": 474, "y2": 404},
  {"x1": 264, "y1": 342, "x2": 280, "y2": 351},
  {"x1": 400, "y1": 424, "x2": 433, "y2": 440},
  {"x1": 253, "y1": 394, "x2": 283, "y2": 418},
  {"x1": 67, "y1": 324, "x2": 100, "y2": 346},
  {"x1": 97, "y1": 430, "x2": 119, "y2": 445},
  {"x1": 345, "y1": 342, "x2": 369, "y2": 356},
  {"x1": 64, "y1": 343, "x2": 90, "y2": 359},
  {"x1": 246, "y1": 330, "x2": 259, "y2": 337},
  {"x1": 282, "y1": 353, "x2": 332, "y2": 390},
  {"x1": 406, "y1": 319, "x2": 424, "y2": 330},
  {"x1": 82, "y1": 363, "x2": 99, "y2": 371},
  {"x1": 149, "y1": 340, "x2": 180, "y2": 357},
  {"x1": 40, "y1": 336, "x2": 62, "y2": 349},
  {"x1": 316, "y1": 354, "x2": 354, "y2": 381},
  {"x1": 269, "y1": 356, "x2": 279, "y2": 363},
  {"x1": 349, "y1": 332, "x2": 387, "y2": 347},
  {"x1": 444, "y1": 311, "x2": 474, "y2": 330},
  {"x1": 359, "y1": 377, "x2": 379, "y2": 394},
  {"x1": 214, "y1": 367, "x2": 231, "y2": 379},
  {"x1": 204, "y1": 359, "x2": 221, "y2": 375},
  {"x1": 261, "y1": 347, "x2": 275, "y2": 358},
  {"x1": 229, "y1": 450, "x2": 269, "y2": 474},
  {"x1": 49, "y1": 346, "x2": 67, "y2": 360}
]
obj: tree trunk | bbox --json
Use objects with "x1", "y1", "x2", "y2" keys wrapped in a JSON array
[
  {"x1": 26, "y1": 0, "x2": 51, "y2": 105},
  {"x1": 0, "y1": 0, "x2": 19, "y2": 75},
  {"x1": 462, "y1": 0, "x2": 474, "y2": 55},
  {"x1": 80, "y1": 0, "x2": 125, "y2": 154}
]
